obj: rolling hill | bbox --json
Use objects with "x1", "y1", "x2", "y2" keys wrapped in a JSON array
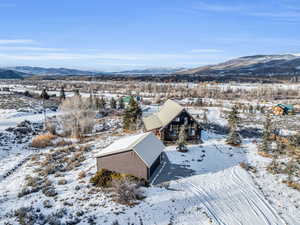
[
  {"x1": 9, "y1": 66, "x2": 107, "y2": 76},
  {"x1": 176, "y1": 54, "x2": 300, "y2": 76},
  {"x1": 0, "y1": 69, "x2": 27, "y2": 79}
]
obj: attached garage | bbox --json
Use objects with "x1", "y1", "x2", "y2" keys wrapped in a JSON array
[{"x1": 95, "y1": 132, "x2": 165, "y2": 180}]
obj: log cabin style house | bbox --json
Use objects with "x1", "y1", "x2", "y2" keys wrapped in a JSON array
[{"x1": 142, "y1": 99, "x2": 202, "y2": 144}]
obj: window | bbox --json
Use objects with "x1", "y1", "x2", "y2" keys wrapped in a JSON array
[
  {"x1": 171, "y1": 129, "x2": 177, "y2": 136},
  {"x1": 184, "y1": 117, "x2": 188, "y2": 125},
  {"x1": 189, "y1": 128, "x2": 195, "y2": 136}
]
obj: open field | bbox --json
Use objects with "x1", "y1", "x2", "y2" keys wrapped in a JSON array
[{"x1": 0, "y1": 80, "x2": 299, "y2": 225}]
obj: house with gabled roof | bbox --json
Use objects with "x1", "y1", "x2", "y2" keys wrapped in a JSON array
[
  {"x1": 272, "y1": 104, "x2": 294, "y2": 116},
  {"x1": 142, "y1": 99, "x2": 202, "y2": 144},
  {"x1": 95, "y1": 132, "x2": 165, "y2": 180}
]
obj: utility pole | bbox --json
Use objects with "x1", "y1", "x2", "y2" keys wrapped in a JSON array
[{"x1": 40, "y1": 87, "x2": 50, "y2": 130}]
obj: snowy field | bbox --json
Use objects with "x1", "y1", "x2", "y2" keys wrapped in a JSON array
[
  {"x1": 0, "y1": 129, "x2": 299, "y2": 224},
  {"x1": 0, "y1": 86, "x2": 299, "y2": 224}
]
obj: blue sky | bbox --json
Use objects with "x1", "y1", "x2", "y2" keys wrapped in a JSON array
[{"x1": 1, "y1": 0, "x2": 300, "y2": 71}]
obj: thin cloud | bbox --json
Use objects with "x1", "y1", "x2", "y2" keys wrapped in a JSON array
[
  {"x1": 189, "y1": 49, "x2": 224, "y2": 53},
  {"x1": 0, "y1": 51, "x2": 226, "y2": 61},
  {"x1": 249, "y1": 11, "x2": 300, "y2": 21},
  {"x1": 0, "y1": 46, "x2": 66, "y2": 51},
  {"x1": 0, "y1": 39, "x2": 35, "y2": 45},
  {"x1": 193, "y1": 1, "x2": 244, "y2": 12},
  {"x1": 180, "y1": 1, "x2": 300, "y2": 22},
  {"x1": 215, "y1": 37, "x2": 300, "y2": 46}
]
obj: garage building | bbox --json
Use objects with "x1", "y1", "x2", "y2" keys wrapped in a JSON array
[{"x1": 95, "y1": 132, "x2": 165, "y2": 180}]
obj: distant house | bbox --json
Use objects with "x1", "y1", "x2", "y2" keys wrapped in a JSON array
[
  {"x1": 272, "y1": 104, "x2": 294, "y2": 116},
  {"x1": 95, "y1": 132, "x2": 165, "y2": 180},
  {"x1": 122, "y1": 96, "x2": 142, "y2": 105},
  {"x1": 294, "y1": 104, "x2": 300, "y2": 112},
  {"x1": 142, "y1": 99, "x2": 202, "y2": 144}
]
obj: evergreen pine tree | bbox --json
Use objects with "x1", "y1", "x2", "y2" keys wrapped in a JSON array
[
  {"x1": 122, "y1": 97, "x2": 142, "y2": 131},
  {"x1": 128, "y1": 97, "x2": 142, "y2": 121},
  {"x1": 95, "y1": 97, "x2": 100, "y2": 110},
  {"x1": 177, "y1": 125, "x2": 188, "y2": 152},
  {"x1": 226, "y1": 105, "x2": 242, "y2": 146},
  {"x1": 122, "y1": 107, "x2": 131, "y2": 130},
  {"x1": 99, "y1": 97, "x2": 106, "y2": 109},
  {"x1": 285, "y1": 159, "x2": 296, "y2": 182},
  {"x1": 40, "y1": 88, "x2": 50, "y2": 100},
  {"x1": 249, "y1": 105, "x2": 253, "y2": 114},
  {"x1": 110, "y1": 97, "x2": 117, "y2": 109},
  {"x1": 74, "y1": 89, "x2": 80, "y2": 97},
  {"x1": 290, "y1": 132, "x2": 300, "y2": 147},
  {"x1": 259, "y1": 114, "x2": 273, "y2": 153},
  {"x1": 59, "y1": 86, "x2": 66, "y2": 102},
  {"x1": 118, "y1": 97, "x2": 125, "y2": 109},
  {"x1": 197, "y1": 98, "x2": 203, "y2": 106}
]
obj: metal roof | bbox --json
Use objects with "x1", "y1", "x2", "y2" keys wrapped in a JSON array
[
  {"x1": 276, "y1": 104, "x2": 294, "y2": 111},
  {"x1": 95, "y1": 132, "x2": 165, "y2": 167},
  {"x1": 142, "y1": 99, "x2": 184, "y2": 131}
]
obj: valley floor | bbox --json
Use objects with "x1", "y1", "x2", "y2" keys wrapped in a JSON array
[{"x1": 0, "y1": 131, "x2": 299, "y2": 225}]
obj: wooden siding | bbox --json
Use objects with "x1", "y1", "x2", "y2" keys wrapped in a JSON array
[
  {"x1": 160, "y1": 110, "x2": 201, "y2": 144},
  {"x1": 97, "y1": 150, "x2": 159, "y2": 180},
  {"x1": 272, "y1": 106, "x2": 285, "y2": 116}
]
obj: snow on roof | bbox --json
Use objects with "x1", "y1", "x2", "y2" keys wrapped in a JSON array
[
  {"x1": 142, "y1": 99, "x2": 184, "y2": 131},
  {"x1": 95, "y1": 132, "x2": 165, "y2": 167}
]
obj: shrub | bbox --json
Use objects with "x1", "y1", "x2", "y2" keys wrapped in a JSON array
[
  {"x1": 78, "y1": 171, "x2": 86, "y2": 179},
  {"x1": 13, "y1": 207, "x2": 37, "y2": 225},
  {"x1": 90, "y1": 169, "x2": 114, "y2": 187},
  {"x1": 257, "y1": 151, "x2": 273, "y2": 158},
  {"x1": 58, "y1": 179, "x2": 67, "y2": 185},
  {"x1": 90, "y1": 169, "x2": 146, "y2": 188},
  {"x1": 55, "y1": 139, "x2": 72, "y2": 147},
  {"x1": 266, "y1": 160, "x2": 281, "y2": 174},
  {"x1": 42, "y1": 186, "x2": 57, "y2": 197},
  {"x1": 111, "y1": 178, "x2": 145, "y2": 205},
  {"x1": 286, "y1": 181, "x2": 300, "y2": 191},
  {"x1": 240, "y1": 162, "x2": 257, "y2": 173},
  {"x1": 31, "y1": 133, "x2": 56, "y2": 148},
  {"x1": 239, "y1": 162, "x2": 249, "y2": 170}
]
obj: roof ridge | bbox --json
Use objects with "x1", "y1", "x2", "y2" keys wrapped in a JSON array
[{"x1": 128, "y1": 132, "x2": 151, "y2": 149}]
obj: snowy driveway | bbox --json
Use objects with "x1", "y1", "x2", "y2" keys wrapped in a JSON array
[
  {"x1": 180, "y1": 166, "x2": 286, "y2": 225},
  {"x1": 156, "y1": 139, "x2": 287, "y2": 225}
]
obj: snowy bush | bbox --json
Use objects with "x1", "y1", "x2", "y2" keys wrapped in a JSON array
[
  {"x1": 111, "y1": 178, "x2": 145, "y2": 205},
  {"x1": 58, "y1": 179, "x2": 67, "y2": 185},
  {"x1": 42, "y1": 186, "x2": 57, "y2": 197},
  {"x1": 13, "y1": 207, "x2": 40, "y2": 225},
  {"x1": 78, "y1": 171, "x2": 86, "y2": 179},
  {"x1": 90, "y1": 169, "x2": 146, "y2": 188}
]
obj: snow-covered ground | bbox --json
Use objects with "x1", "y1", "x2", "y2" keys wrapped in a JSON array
[
  {"x1": 0, "y1": 129, "x2": 298, "y2": 224},
  {"x1": 0, "y1": 91, "x2": 299, "y2": 224},
  {"x1": 0, "y1": 109, "x2": 60, "y2": 131}
]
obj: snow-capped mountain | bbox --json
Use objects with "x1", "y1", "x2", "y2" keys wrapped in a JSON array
[
  {"x1": 117, "y1": 67, "x2": 185, "y2": 75},
  {"x1": 177, "y1": 54, "x2": 300, "y2": 76},
  {"x1": 7, "y1": 66, "x2": 107, "y2": 76}
]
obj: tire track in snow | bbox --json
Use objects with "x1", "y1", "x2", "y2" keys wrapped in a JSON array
[
  {"x1": 180, "y1": 167, "x2": 286, "y2": 225},
  {"x1": 187, "y1": 181, "x2": 242, "y2": 225},
  {"x1": 231, "y1": 167, "x2": 287, "y2": 225}
]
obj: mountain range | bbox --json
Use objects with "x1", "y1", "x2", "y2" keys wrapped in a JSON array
[
  {"x1": 1, "y1": 54, "x2": 300, "y2": 79},
  {"x1": 177, "y1": 54, "x2": 300, "y2": 76},
  {"x1": 6, "y1": 66, "x2": 107, "y2": 76}
]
